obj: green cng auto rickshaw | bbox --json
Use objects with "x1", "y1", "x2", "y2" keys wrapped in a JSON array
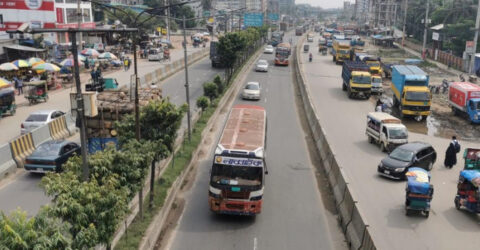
[
  {"x1": 24, "y1": 80, "x2": 48, "y2": 105},
  {"x1": 0, "y1": 85, "x2": 16, "y2": 119}
]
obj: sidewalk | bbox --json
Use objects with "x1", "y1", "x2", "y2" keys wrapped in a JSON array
[{"x1": 14, "y1": 45, "x2": 205, "y2": 107}]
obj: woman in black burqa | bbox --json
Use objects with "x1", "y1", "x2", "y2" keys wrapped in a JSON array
[{"x1": 444, "y1": 136, "x2": 460, "y2": 169}]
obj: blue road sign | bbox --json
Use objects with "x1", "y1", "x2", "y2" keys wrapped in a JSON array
[
  {"x1": 244, "y1": 13, "x2": 264, "y2": 27},
  {"x1": 267, "y1": 13, "x2": 279, "y2": 21}
]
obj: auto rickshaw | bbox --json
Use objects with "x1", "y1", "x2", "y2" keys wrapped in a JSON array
[
  {"x1": 463, "y1": 148, "x2": 480, "y2": 171},
  {"x1": 24, "y1": 80, "x2": 48, "y2": 105},
  {"x1": 405, "y1": 168, "x2": 433, "y2": 217},
  {"x1": 303, "y1": 44, "x2": 309, "y2": 53},
  {"x1": 454, "y1": 170, "x2": 480, "y2": 213},
  {"x1": 0, "y1": 85, "x2": 16, "y2": 118}
]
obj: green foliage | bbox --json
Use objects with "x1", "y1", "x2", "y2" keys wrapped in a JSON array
[
  {"x1": 115, "y1": 99, "x2": 185, "y2": 152},
  {"x1": 203, "y1": 82, "x2": 218, "y2": 101},
  {"x1": 217, "y1": 27, "x2": 263, "y2": 69},
  {"x1": 213, "y1": 75, "x2": 224, "y2": 93},
  {"x1": 196, "y1": 96, "x2": 210, "y2": 111},
  {"x1": 105, "y1": 8, "x2": 164, "y2": 34},
  {"x1": 41, "y1": 169, "x2": 129, "y2": 249},
  {"x1": 0, "y1": 208, "x2": 72, "y2": 249}
]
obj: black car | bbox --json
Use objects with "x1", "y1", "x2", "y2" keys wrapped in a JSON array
[
  {"x1": 25, "y1": 140, "x2": 80, "y2": 173},
  {"x1": 377, "y1": 142, "x2": 436, "y2": 179}
]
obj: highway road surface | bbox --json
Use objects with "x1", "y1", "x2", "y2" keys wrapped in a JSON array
[
  {"x1": 165, "y1": 31, "x2": 345, "y2": 250},
  {"x1": 300, "y1": 34, "x2": 480, "y2": 250},
  {"x1": 0, "y1": 55, "x2": 221, "y2": 216}
]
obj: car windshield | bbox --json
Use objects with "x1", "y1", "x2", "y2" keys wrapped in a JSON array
[
  {"x1": 149, "y1": 50, "x2": 158, "y2": 54},
  {"x1": 25, "y1": 114, "x2": 48, "y2": 122},
  {"x1": 211, "y1": 164, "x2": 262, "y2": 186},
  {"x1": 388, "y1": 128, "x2": 408, "y2": 139},
  {"x1": 372, "y1": 77, "x2": 382, "y2": 84},
  {"x1": 405, "y1": 91, "x2": 430, "y2": 102},
  {"x1": 389, "y1": 148, "x2": 414, "y2": 162},
  {"x1": 246, "y1": 84, "x2": 259, "y2": 90},
  {"x1": 353, "y1": 76, "x2": 371, "y2": 84},
  {"x1": 31, "y1": 143, "x2": 62, "y2": 157}
]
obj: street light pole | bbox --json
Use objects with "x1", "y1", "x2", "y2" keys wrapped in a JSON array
[
  {"x1": 183, "y1": 16, "x2": 192, "y2": 142},
  {"x1": 469, "y1": 2, "x2": 480, "y2": 74},
  {"x1": 421, "y1": 0, "x2": 430, "y2": 59},
  {"x1": 77, "y1": 0, "x2": 83, "y2": 51},
  {"x1": 401, "y1": 0, "x2": 408, "y2": 47}
]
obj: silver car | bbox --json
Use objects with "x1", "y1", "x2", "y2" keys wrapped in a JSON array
[
  {"x1": 21, "y1": 110, "x2": 65, "y2": 134},
  {"x1": 242, "y1": 82, "x2": 261, "y2": 100},
  {"x1": 255, "y1": 59, "x2": 269, "y2": 72},
  {"x1": 264, "y1": 45, "x2": 274, "y2": 54}
]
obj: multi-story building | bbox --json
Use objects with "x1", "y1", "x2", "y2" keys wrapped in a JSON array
[
  {"x1": 214, "y1": 0, "x2": 244, "y2": 11},
  {"x1": 368, "y1": 0, "x2": 401, "y2": 29},
  {"x1": 54, "y1": 0, "x2": 95, "y2": 43},
  {"x1": 343, "y1": 1, "x2": 355, "y2": 20},
  {"x1": 355, "y1": 0, "x2": 370, "y2": 24}
]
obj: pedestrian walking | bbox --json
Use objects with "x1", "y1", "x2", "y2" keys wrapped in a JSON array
[
  {"x1": 13, "y1": 76, "x2": 23, "y2": 95},
  {"x1": 127, "y1": 57, "x2": 132, "y2": 70},
  {"x1": 444, "y1": 136, "x2": 461, "y2": 169},
  {"x1": 96, "y1": 67, "x2": 102, "y2": 81},
  {"x1": 90, "y1": 69, "x2": 97, "y2": 83},
  {"x1": 124, "y1": 58, "x2": 129, "y2": 71}
]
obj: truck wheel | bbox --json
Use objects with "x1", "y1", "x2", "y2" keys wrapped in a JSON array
[
  {"x1": 368, "y1": 136, "x2": 374, "y2": 144},
  {"x1": 452, "y1": 107, "x2": 458, "y2": 116},
  {"x1": 454, "y1": 196, "x2": 460, "y2": 210},
  {"x1": 425, "y1": 211, "x2": 430, "y2": 218},
  {"x1": 365, "y1": 94, "x2": 371, "y2": 99},
  {"x1": 427, "y1": 162, "x2": 433, "y2": 171},
  {"x1": 347, "y1": 88, "x2": 353, "y2": 99},
  {"x1": 399, "y1": 106, "x2": 405, "y2": 119},
  {"x1": 333, "y1": 56, "x2": 335, "y2": 62},
  {"x1": 342, "y1": 83, "x2": 347, "y2": 91},
  {"x1": 393, "y1": 96, "x2": 398, "y2": 106},
  {"x1": 380, "y1": 143, "x2": 386, "y2": 152}
]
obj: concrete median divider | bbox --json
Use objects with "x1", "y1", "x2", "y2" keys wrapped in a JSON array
[
  {"x1": 10, "y1": 133, "x2": 35, "y2": 168},
  {"x1": 65, "y1": 112, "x2": 77, "y2": 135},
  {"x1": 48, "y1": 115, "x2": 70, "y2": 140},
  {"x1": 0, "y1": 144, "x2": 16, "y2": 180},
  {"x1": 293, "y1": 36, "x2": 377, "y2": 250},
  {"x1": 31, "y1": 125, "x2": 52, "y2": 147}
]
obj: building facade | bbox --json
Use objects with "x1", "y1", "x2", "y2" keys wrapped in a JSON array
[
  {"x1": 355, "y1": 0, "x2": 370, "y2": 24},
  {"x1": 368, "y1": 0, "x2": 401, "y2": 29}
]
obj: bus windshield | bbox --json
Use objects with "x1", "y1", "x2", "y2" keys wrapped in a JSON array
[{"x1": 211, "y1": 164, "x2": 263, "y2": 186}]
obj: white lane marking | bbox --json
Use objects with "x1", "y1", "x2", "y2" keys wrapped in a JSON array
[{"x1": 253, "y1": 237, "x2": 258, "y2": 250}]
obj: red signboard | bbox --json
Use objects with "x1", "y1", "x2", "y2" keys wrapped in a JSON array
[{"x1": 56, "y1": 8, "x2": 63, "y2": 23}]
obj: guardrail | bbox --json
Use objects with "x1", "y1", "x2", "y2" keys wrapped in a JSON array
[
  {"x1": 293, "y1": 36, "x2": 377, "y2": 250},
  {"x1": 0, "y1": 114, "x2": 77, "y2": 180}
]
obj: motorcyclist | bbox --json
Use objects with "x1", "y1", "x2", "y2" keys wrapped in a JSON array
[{"x1": 309, "y1": 53, "x2": 313, "y2": 62}]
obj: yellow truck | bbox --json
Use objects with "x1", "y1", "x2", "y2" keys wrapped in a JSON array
[
  {"x1": 342, "y1": 61, "x2": 372, "y2": 99},
  {"x1": 332, "y1": 40, "x2": 351, "y2": 64}
]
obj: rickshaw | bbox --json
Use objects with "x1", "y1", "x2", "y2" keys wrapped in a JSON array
[
  {"x1": 0, "y1": 85, "x2": 16, "y2": 118},
  {"x1": 24, "y1": 80, "x2": 48, "y2": 105},
  {"x1": 319, "y1": 45, "x2": 327, "y2": 55},
  {"x1": 405, "y1": 168, "x2": 433, "y2": 217},
  {"x1": 303, "y1": 44, "x2": 309, "y2": 53},
  {"x1": 454, "y1": 170, "x2": 480, "y2": 213},
  {"x1": 463, "y1": 148, "x2": 480, "y2": 171}
]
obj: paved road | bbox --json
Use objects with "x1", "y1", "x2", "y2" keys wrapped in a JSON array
[
  {"x1": 0, "y1": 46, "x2": 206, "y2": 145},
  {"x1": 167, "y1": 32, "x2": 342, "y2": 250},
  {"x1": 300, "y1": 34, "x2": 480, "y2": 250},
  {"x1": 0, "y1": 52, "x2": 220, "y2": 216}
]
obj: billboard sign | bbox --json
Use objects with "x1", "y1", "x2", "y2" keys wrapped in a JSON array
[
  {"x1": 244, "y1": 13, "x2": 263, "y2": 27},
  {"x1": 267, "y1": 13, "x2": 279, "y2": 21}
]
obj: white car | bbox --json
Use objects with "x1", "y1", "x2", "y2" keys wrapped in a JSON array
[
  {"x1": 255, "y1": 59, "x2": 269, "y2": 72},
  {"x1": 242, "y1": 82, "x2": 261, "y2": 100},
  {"x1": 21, "y1": 110, "x2": 65, "y2": 134},
  {"x1": 307, "y1": 36, "x2": 314, "y2": 42},
  {"x1": 264, "y1": 45, "x2": 274, "y2": 54}
]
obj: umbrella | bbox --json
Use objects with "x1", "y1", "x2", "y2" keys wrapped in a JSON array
[
  {"x1": 12, "y1": 59, "x2": 30, "y2": 68},
  {"x1": 60, "y1": 58, "x2": 84, "y2": 67},
  {"x1": 0, "y1": 63, "x2": 19, "y2": 71},
  {"x1": 0, "y1": 77, "x2": 12, "y2": 88},
  {"x1": 69, "y1": 54, "x2": 87, "y2": 61},
  {"x1": 32, "y1": 63, "x2": 60, "y2": 72},
  {"x1": 27, "y1": 57, "x2": 44, "y2": 65},
  {"x1": 98, "y1": 52, "x2": 118, "y2": 60},
  {"x1": 81, "y1": 48, "x2": 99, "y2": 57}
]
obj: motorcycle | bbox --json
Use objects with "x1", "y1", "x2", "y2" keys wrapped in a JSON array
[{"x1": 309, "y1": 53, "x2": 313, "y2": 62}]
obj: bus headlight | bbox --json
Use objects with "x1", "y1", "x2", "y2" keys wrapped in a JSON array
[{"x1": 209, "y1": 186, "x2": 221, "y2": 198}]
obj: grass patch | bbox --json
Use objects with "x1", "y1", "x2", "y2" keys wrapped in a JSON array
[
  {"x1": 419, "y1": 60, "x2": 437, "y2": 68},
  {"x1": 114, "y1": 46, "x2": 259, "y2": 250}
]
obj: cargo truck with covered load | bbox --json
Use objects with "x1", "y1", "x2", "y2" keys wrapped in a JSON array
[
  {"x1": 342, "y1": 61, "x2": 372, "y2": 99},
  {"x1": 391, "y1": 65, "x2": 431, "y2": 119},
  {"x1": 448, "y1": 82, "x2": 480, "y2": 123},
  {"x1": 332, "y1": 40, "x2": 351, "y2": 64}
]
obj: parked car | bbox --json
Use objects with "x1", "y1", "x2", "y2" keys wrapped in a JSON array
[
  {"x1": 21, "y1": 110, "x2": 65, "y2": 134},
  {"x1": 255, "y1": 59, "x2": 269, "y2": 72},
  {"x1": 264, "y1": 45, "x2": 274, "y2": 54},
  {"x1": 377, "y1": 142, "x2": 437, "y2": 179},
  {"x1": 24, "y1": 140, "x2": 80, "y2": 173},
  {"x1": 242, "y1": 82, "x2": 261, "y2": 100}
]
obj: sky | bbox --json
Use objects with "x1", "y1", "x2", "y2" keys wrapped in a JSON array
[{"x1": 295, "y1": 0, "x2": 352, "y2": 9}]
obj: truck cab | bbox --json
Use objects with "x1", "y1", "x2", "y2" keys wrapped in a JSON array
[
  {"x1": 371, "y1": 75, "x2": 383, "y2": 94},
  {"x1": 332, "y1": 40, "x2": 351, "y2": 64},
  {"x1": 400, "y1": 86, "x2": 432, "y2": 117},
  {"x1": 366, "y1": 112, "x2": 408, "y2": 152},
  {"x1": 466, "y1": 99, "x2": 480, "y2": 123},
  {"x1": 342, "y1": 61, "x2": 372, "y2": 99}
]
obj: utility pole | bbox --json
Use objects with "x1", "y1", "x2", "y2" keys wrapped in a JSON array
[
  {"x1": 422, "y1": 0, "x2": 430, "y2": 59},
  {"x1": 402, "y1": 0, "x2": 408, "y2": 47},
  {"x1": 470, "y1": 1, "x2": 480, "y2": 74},
  {"x1": 183, "y1": 16, "x2": 192, "y2": 142},
  {"x1": 77, "y1": 0, "x2": 83, "y2": 51},
  {"x1": 70, "y1": 31, "x2": 89, "y2": 182},
  {"x1": 167, "y1": 0, "x2": 171, "y2": 41},
  {"x1": 165, "y1": 0, "x2": 170, "y2": 41}
]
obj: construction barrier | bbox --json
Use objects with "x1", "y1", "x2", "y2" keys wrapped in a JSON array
[
  {"x1": 0, "y1": 144, "x2": 16, "y2": 180},
  {"x1": 48, "y1": 115, "x2": 70, "y2": 140},
  {"x1": 65, "y1": 112, "x2": 77, "y2": 135},
  {"x1": 31, "y1": 125, "x2": 52, "y2": 147},
  {"x1": 293, "y1": 37, "x2": 377, "y2": 250},
  {"x1": 10, "y1": 133, "x2": 35, "y2": 168}
]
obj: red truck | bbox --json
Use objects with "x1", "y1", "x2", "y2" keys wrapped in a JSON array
[{"x1": 449, "y1": 82, "x2": 480, "y2": 123}]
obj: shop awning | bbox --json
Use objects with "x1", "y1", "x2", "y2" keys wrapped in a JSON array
[{"x1": 2, "y1": 44, "x2": 46, "y2": 52}]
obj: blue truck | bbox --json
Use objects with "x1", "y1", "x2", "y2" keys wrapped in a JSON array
[
  {"x1": 342, "y1": 61, "x2": 372, "y2": 99},
  {"x1": 391, "y1": 65, "x2": 431, "y2": 119}
]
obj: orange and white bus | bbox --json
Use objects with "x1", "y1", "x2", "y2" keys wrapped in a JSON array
[
  {"x1": 208, "y1": 104, "x2": 267, "y2": 216},
  {"x1": 274, "y1": 42, "x2": 291, "y2": 66}
]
